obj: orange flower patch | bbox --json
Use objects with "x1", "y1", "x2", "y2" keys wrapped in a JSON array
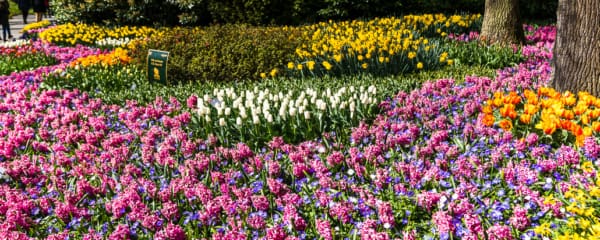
[
  {"x1": 483, "y1": 88, "x2": 600, "y2": 146},
  {"x1": 70, "y1": 48, "x2": 131, "y2": 68}
]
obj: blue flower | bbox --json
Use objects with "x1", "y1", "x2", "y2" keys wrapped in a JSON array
[
  {"x1": 497, "y1": 189, "x2": 505, "y2": 197},
  {"x1": 440, "y1": 232, "x2": 450, "y2": 240},
  {"x1": 490, "y1": 209, "x2": 504, "y2": 221},
  {"x1": 553, "y1": 172, "x2": 562, "y2": 181}
]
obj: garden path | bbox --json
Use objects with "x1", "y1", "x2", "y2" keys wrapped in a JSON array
[{"x1": 8, "y1": 14, "x2": 54, "y2": 40}]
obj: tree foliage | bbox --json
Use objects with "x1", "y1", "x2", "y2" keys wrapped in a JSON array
[{"x1": 51, "y1": 0, "x2": 556, "y2": 26}]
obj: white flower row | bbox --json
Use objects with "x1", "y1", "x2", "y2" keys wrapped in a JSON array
[
  {"x1": 95, "y1": 37, "x2": 134, "y2": 47},
  {"x1": 0, "y1": 39, "x2": 30, "y2": 48},
  {"x1": 196, "y1": 85, "x2": 379, "y2": 126}
]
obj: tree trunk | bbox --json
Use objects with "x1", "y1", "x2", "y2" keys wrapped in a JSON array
[
  {"x1": 480, "y1": 0, "x2": 524, "y2": 45},
  {"x1": 551, "y1": 0, "x2": 600, "y2": 96}
]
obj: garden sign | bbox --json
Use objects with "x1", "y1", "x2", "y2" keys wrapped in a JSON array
[{"x1": 147, "y1": 49, "x2": 170, "y2": 85}]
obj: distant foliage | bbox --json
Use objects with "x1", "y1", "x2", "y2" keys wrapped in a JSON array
[
  {"x1": 51, "y1": 0, "x2": 180, "y2": 26},
  {"x1": 51, "y1": 0, "x2": 556, "y2": 27}
]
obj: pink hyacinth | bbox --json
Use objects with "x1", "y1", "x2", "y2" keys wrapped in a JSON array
[
  {"x1": 265, "y1": 226, "x2": 286, "y2": 240},
  {"x1": 154, "y1": 223, "x2": 186, "y2": 240},
  {"x1": 432, "y1": 211, "x2": 454, "y2": 234},
  {"x1": 508, "y1": 206, "x2": 529, "y2": 230},
  {"x1": 316, "y1": 219, "x2": 333, "y2": 240},
  {"x1": 417, "y1": 191, "x2": 443, "y2": 210},
  {"x1": 486, "y1": 224, "x2": 513, "y2": 240}
]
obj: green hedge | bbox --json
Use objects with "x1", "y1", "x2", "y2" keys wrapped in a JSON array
[
  {"x1": 51, "y1": 0, "x2": 556, "y2": 26},
  {"x1": 129, "y1": 25, "x2": 303, "y2": 83}
]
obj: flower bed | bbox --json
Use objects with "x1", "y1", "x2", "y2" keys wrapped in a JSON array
[{"x1": 1, "y1": 21, "x2": 598, "y2": 240}]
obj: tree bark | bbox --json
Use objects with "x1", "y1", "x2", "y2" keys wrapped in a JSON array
[
  {"x1": 480, "y1": 0, "x2": 524, "y2": 45},
  {"x1": 551, "y1": 0, "x2": 600, "y2": 96}
]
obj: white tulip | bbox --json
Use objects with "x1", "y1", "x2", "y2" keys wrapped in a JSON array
[
  {"x1": 316, "y1": 100, "x2": 326, "y2": 111},
  {"x1": 304, "y1": 111, "x2": 311, "y2": 120},
  {"x1": 289, "y1": 107, "x2": 297, "y2": 116},
  {"x1": 204, "y1": 115, "x2": 211, "y2": 122},
  {"x1": 225, "y1": 107, "x2": 231, "y2": 116},
  {"x1": 197, "y1": 98, "x2": 203, "y2": 108},
  {"x1": 245, "y1": 101, "x2": 254, "y2": 109},
  {"x1": 266, "y1": 114, "x2": 273, "y2": 123},
  {"x1": 236, "y1": 117, "x2": 243, "y2": 126},
  {"x1": 252, "y1": 114, "x2": 260, "y2": 125},
  {"x1": 369, "y1": 85, "x2": 377, "y2": 94},
  {"x1": 262, "y1": 100, "x2": 270, "y2": 112},
  {"x1": 240, "y1": 108, "x2": 248, "y2": 119},
  {"x1": 219, "y1": 118, "x2": 226, "y2": 126}
]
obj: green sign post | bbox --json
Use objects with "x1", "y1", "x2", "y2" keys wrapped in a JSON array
[{"x1": 147, "y1": 49, "x2": 170, "y2": 85}]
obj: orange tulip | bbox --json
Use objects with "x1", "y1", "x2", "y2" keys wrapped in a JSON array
[
  {"x1": 560, "y1": 110, "x2": 575, "y2": 120},
  {"x1": 536, "y1": 119, "x2": 557, "y2": 135},
  {"x1": 519, "y1": 114, "x2": 532, "y2": 124},
  {"x1": 498, "y1": 119, "x2": 513, "y2": 131},
  {"x1": 500, "y1": 104, "x2": 517, "y2": 119},
  {"x1": 543, "y1": 122, "x2": 557, "y2": 135},
  {"x1": 593, "y1": 121, "x2": 600, "y2": 132},
  {"x1": 583, "y1": 127, "x2": 593, "y2": 137},
  {"x1": 590, "y1": 109, "x2": 600, "y2": 119},
  {"x1": 482, "y1": 105, "x2": 493, "y2": 114},
  {"x1": 482, "y1": 114, "x2": 495, "y2": 127},
  {"x1": 573, "y1": 104, "x2": 588, "y2": 115},
  {"x1": 562, "y1": 92, "x2": 576, "y2": 106},
  {"x1": 560, "y1": 119, "x2": 573, "y2": 130},
  {"x1": 523, "y1": 104, "x2": 538, "y2": 115},
  {"x1": 503, "y1": 92, "x2": 521, "y2": 105},
  {"x1": 582, "y1": 114, "x2": 590, "y2": 125},
  {"x1": 571, "y1": 123, "x2": 583, "y2": 137}
]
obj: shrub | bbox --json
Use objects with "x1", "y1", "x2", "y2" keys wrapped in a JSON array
[
  {"x1": 51, "y1": 0, "x2": 179, "y2": 26},
  {"x1": 129, "y1": 25, "x2": 303, "y2": 84},
  {"x1": 51, "y1": 0, "x2": 555, "y2": 27}
]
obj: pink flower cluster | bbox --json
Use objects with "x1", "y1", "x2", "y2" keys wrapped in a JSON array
[{"x1": 0, "y1": 25, "x2": 585, "y2": 240}]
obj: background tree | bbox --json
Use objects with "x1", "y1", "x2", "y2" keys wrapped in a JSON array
[
  {"x1": 551, "y1": 0, "x2": 600, "y2": 96},
  {"x1": 480, "y1": 0, "x2": 524, "y2": 44}
]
